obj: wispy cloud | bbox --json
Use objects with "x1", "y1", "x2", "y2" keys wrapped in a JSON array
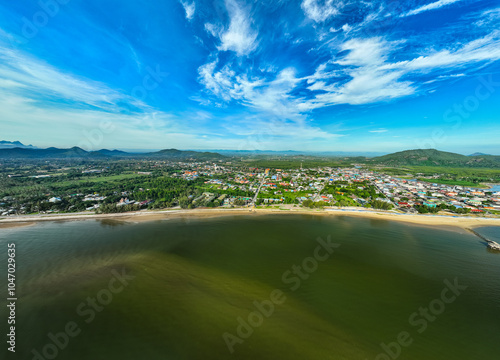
[
  {"x1": 205, "y1": 0, "x2": 258, "y2": 56},
  {"x1": 300, "y1": 37, "x2": 415, "y2": 107},
  {"x1": 199, "y1": 29, "x2": 500, "y2": 118},
  {"x1": 370, "y1": 129, "x2": 388, "y2": 133},
  {"x1": 225, "y1": 116, "x2": 341, "y2": 142},
  {"x1": 401, "y1": 0, "x2": 462, "y2": 18},
  {"x1": 2, "y1": 0, "x2": 500, "y2": 152},
  {"x1": 0, "y1": 42, "x2": 214, "y2": 150},
  {"x1": 0, "y1": 46, "x2": 128, "y2": 111},
  {"x1": 304, "y1": 31, "x2": 500, "y2": 106},
  {"x1": 180, "y1": 0, "x2": 195, "y2": 21},
  {"x1": 386, "y1": 30, "x2": 500, "y2": 70},
  {"x1": 301, "y1": 0, "x2": 345, "y2": 23},
  {"x1": 197, "y1": 59, "x2": 343, "y2": 143},
  {"x1": 198, "y1": 59, "x2": 304, "y2": 120},
  {"x1": 474, "y1": 7, "x2": 500, "y2": 27}
]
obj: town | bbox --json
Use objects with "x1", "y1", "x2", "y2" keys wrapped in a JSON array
[{"x1": 1, "y1": 158, "x2": 499, "y2": 218}]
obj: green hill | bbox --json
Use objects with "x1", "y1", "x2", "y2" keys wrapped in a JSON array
[
  {"x1": 370, "y1": 149, "x2": 500, "y2": 168},
  {"x1": 0, "y1": 147, "x2": 226, "y2": 161},
  {"x1": 143, "y1": 149, "x2": 226, "y2": 161}
]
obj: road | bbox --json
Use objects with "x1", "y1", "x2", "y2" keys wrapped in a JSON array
[
  {"x1": 312, "y1": 180, "x2": 327, "y2": 202},
  {"x1": 250, "y1": 176, "x2": 267, "y2": 207},
  {"x1": 372, "y1": 180, "x2": 398, "y2": 207}
]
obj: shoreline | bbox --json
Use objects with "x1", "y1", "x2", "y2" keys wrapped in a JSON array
[{"x1": 1, "y1": 207, "x2": 500, "y2": 230}]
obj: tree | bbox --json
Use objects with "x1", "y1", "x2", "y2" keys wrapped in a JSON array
[
  {"x1": 371, "y1": 200, "x2": 393, "y2": 210},
  {"x1": 302, "y1": 199, "x2": 314, "y2": 208},
  {"x1": 179, "y1": 196, "x2": 191, "y2": 209}
]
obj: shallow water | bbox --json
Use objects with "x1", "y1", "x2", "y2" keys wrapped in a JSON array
[{"x1": 1, "y1": 215, "x2": 499, "y2": 359}]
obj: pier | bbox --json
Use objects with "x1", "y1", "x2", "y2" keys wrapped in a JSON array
[
  {"x1": 466, "y1": 228, "x2": 500, "y2": 252},
  {"x1": 487, "y1": 240, "x2": 500, "y2": 251}
]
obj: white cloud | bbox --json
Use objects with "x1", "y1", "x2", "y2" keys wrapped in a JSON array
[
  {"x1": 226, "y1": 117, "x2": 340, "y2": 142},
  {"x1": 213, "y1": 0, "x2": 258, "y2": 56},
  {"x1": 180, "y1": 0, "x2": 195, "y2": 21},
  {"x1": 300, "y1": 38, "x2": 415, "y2": 107},
  {"x1": 196, "y1": 60, "x2": 342, "y2": 143},
  {"x1": 0, "y1": 46, "x2": 127, "y2": 110},
  {"x1": 312, "y1": 69, "x2": 414, "y2": 106},
  {"x1": 198, "y1": 58, "x2": 237, "y2": 102},
  {"x1": 341, "y1": 24, "x2": 352, "y2": 33},
  {"x1": 303, "y1": 31, "x2": 500, "y2": 107},
  {"x1": 474, "y1": 7, "x2": 500, "y2": 27},
  {"x1": 384, "y1": 30, "x2": 500, "y2": 70},
  {"x1": 401, "y1": 0, "x2": 462, "y2": 18},
  {"x1": 440, "y1": 73, "x2": 465, "y2": 78},
  {"x1": 336, "y1": 37, "x2": 394, "y2": 66},
  {"x1": 197, "y1": 29, "x2": 500, "y2": 144},
  {"x1": 301, "y1": 0, "x2": 345, "y2": 23},
  {"x1": 0, "y1": 92, "x2": 204, "y2": 150},
  {"x1": 0, "y1": 44, "x2": 220, "y2": 150},
  {"x1": 198, "y1": 59, "x2": 305, "y2": 119},
  {"x1": 204, "y1": 23, "x2": 220, "y2": 37}
]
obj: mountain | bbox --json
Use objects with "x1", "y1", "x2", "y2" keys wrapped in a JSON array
[
  {"x1": 0, "y1": 147, "x2": 226, "y2": 161},
  {"x1": 212, "y1": 149, "x2": 386, "y2": 157},
  {"x1": 370, "y1": 149, "x2": 500, "y2": 168},
  {"x1": 468, "y1": 152, "x2": 490, "y2": 156},
  {"x1": 143, "y1": 148, "x2": 226, "y2": 161},
  {"x1": 0, "y1": 140, "x2": 38, "y2": 149},
  {"x1": 94, "y1": 149, "x2": 129, "y2": 157},
  {"x1": 0, "y1": 147, "x2": 103, "y2": 159}
]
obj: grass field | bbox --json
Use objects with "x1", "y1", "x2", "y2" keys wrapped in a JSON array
[
  {"x1": 54, "y1": 173, "x2": 144, "y2": 186},
  {"x1": 0, "y1": 173, "x2": 146, "y2": 196},
  {"x1": 417, "y1": 178, "x2": 489, "y2": 188}
]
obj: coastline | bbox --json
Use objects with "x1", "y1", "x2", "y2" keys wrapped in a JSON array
[{"x1": 1, "y1": 207, "x2": 500, "y2": 230}]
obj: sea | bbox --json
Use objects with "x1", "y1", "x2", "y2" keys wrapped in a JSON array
[{"x1": 1, "y1": 215, "x2": 499, "y2": 360}]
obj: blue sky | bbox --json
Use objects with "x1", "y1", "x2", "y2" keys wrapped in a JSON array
[{"x1": 0, "y1": 0, "x2": 499, "y2": 153}]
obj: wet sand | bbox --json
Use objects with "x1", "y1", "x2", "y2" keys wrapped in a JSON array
[
  {"x1": 1, "y1": 208, "x2": 500, "y2": 230},
  {"x1": 0, "y1": 221, "x2": 36, "y2": 229}
]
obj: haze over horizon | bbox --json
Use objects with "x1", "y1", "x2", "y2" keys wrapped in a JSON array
[
  {"x1": 0, "y1": 0, "x2": 499, "y2": 153},
  {"x1": 2, "y1": 139, "x2": 499, "y2": 158}
]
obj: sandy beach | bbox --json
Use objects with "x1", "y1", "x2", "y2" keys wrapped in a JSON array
[{"x1": 1, "y1": 207, "x2": 500, "y2": 230}]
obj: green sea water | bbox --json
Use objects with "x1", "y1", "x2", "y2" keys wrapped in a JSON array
[{"x1": 1, "y1": 215, "x2": 499, "y2": 360}]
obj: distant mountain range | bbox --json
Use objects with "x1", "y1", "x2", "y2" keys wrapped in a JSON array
[
  {"x1": 1, "y1": 143, "x2": 499, "y2": 168},
  {"x1": 370, "y1": 149, "x2": 500, "y2": 168},
  {"x1": 0, "y1": 140, "x2": 38, "y2": 149},
  {"x1": 468, "y1": 152, "x2": 490, "y2": 156},
  {"x1": 211, "y1": 149, "x2": 387, "y2": 157},
  {"x1": 0, "y1": 146, "x2": 226, "y2": 161}
]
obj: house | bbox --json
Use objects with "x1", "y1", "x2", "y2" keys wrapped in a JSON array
[
  {"x1": 117, "y1": 198, "x2": 132, "y2": 206},
  {"x1": 423, "y1": 202, "x2": 437, "y2": 208},
  {"x1": 49, "y1": 197, "x2": 61, "y2": 203}
]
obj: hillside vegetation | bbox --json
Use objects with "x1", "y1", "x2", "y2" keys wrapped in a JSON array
[
  {"x1": 370, "y1": 149, "x2": 500, "y2": 168},
  {"x1": 0, "y1": 147, "x2": 226, "y2": 161}
]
